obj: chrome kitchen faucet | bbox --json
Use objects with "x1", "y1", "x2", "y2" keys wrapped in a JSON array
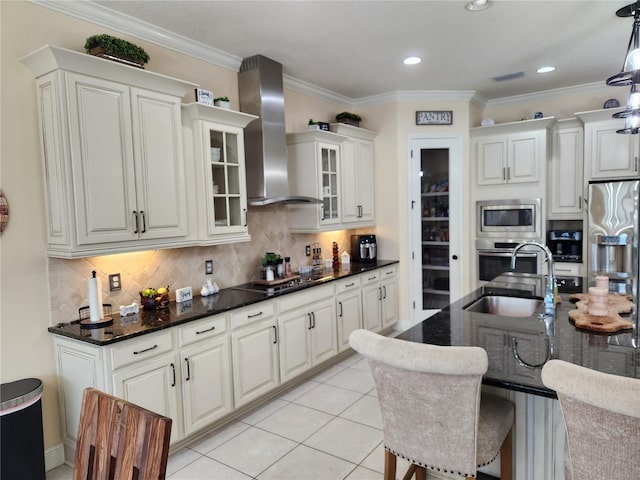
[{"x1": 511, "y1": 241, "x2": 556, "y2": 317}]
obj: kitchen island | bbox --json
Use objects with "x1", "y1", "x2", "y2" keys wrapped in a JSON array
[{"x1": 397, "y1": 272, "x2": 638, "y2": 479}]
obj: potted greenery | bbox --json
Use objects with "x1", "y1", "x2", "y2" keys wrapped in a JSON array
[
  {"x1": 84, "y1": 34, "x2": 150, "y2": 68},
  {"x1": 214, "y1": 96, "x2": 231, "y2": 109},
  {"x1": 335, "y1": 111, "x2": 362, "y2": 127}
]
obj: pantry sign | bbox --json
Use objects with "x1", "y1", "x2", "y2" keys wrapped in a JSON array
[{"x1": 416, "y1": 110, "x2": 453, "y2": 125}]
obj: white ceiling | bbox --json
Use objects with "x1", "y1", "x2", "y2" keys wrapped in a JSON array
[{"x1": 91, "y1": 0, "x2": 633, "y2": 101}]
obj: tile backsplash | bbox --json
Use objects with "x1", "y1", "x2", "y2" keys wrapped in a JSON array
[{"x1": 48, "y1": 206, "x2": 374, "y2": 325}]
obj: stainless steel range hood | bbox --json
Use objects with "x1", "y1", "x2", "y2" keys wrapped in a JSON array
[{"x1": 238, "y1": 55, "x2": 321, "y2": 205}]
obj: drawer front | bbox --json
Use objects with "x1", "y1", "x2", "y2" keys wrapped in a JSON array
[
  {"x1": 178, "y1": 314, "x2": 227, "y2": 347},
  {"x1": 553, "y1": 262, "x2": 582, "y2": 276},
  {"x1": 278, "y1": 283, "x2": 335, "y2": 313},
  {"x1": 335, "y1": 276, "x2": 361, "y2": 294},
  {"x1": 231, "y1": 302, "x2": 275, "y2": 330},
  {"x1": 379, "y1": 265, "x2": 397, "y2": 279},
  {"x1": 110, "y1": 330, "x2": 174, "y2": 370},
  {"x1": 361, "y1": 271, "x2": 380, "y2": 286}
]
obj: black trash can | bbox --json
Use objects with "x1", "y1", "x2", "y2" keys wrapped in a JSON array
[{"x1": 1, "y1": 378, "x2": 45, "y2": 480}]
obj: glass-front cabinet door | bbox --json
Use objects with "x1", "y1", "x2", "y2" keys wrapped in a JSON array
[
  {"x1": 204, "y1": 122, "x2": 247, "y2": 235},
  {"x1": 182, "y1": 102, "x2": 257, "y2": 245},
  {"x1": 320, "y1": 143, "x2": 340, "y2": 225}
]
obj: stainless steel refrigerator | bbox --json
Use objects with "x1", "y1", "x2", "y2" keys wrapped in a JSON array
[{"x1": 587, "y1": 179, "x2": 640, "y2": 303}]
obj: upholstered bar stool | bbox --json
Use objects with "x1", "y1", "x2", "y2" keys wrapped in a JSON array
[
  {"x1": 541, "y1": 359, "x2": 640, "y2": 480},
  {"x1": 349, "y1": 329, "x2": 514, "y2": 480}
]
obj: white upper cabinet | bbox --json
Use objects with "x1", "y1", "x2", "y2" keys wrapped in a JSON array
[
  {"x1": 576, "y1": 108, "x2": 640, "y2": 181},
  {"x1": 21, "y1": 45, "x2": 196, "y2": 258},
  {"x1": 471, "y1": 117, "x2": 555, "y2": 187},
  {"x1": 548, "y1": 119, "x2": 584, "y2": 219},
  {"x1": 287, "y1": 130, "x2": 347, "y2": 232},
  {"x1": 330, "y1": 124, "x2": 377, "y2": 227},
  {"x1": 182, "y1": 103, "x2": 257, "y2": 245}
]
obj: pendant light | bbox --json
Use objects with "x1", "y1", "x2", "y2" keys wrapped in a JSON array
[{"x1": 607, "y1": 2, "x2": 640, "y2": 133}]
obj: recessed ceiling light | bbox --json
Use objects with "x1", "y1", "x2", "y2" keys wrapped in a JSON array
[
  {"x1": 465, "y1": 0, "x2": 491, "y2": 12},
  {"x1": 537, "y1": 66, "x2": 556, "y2": 73},
  {"x1": 404, "y1": 56, "x2": 422, "y2": 65}
]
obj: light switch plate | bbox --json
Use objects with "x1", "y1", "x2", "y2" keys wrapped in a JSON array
[
  {"x1": 205, "y1": 260, "x2": 213, "y2": 275},
  {"x1": 176, "y1": 286, "x2": 193, "y2": 303}
]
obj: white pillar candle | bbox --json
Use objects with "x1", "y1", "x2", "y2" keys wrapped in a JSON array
[{"x1": 588, "y1": 286, "x2": 609, "y2": 316}]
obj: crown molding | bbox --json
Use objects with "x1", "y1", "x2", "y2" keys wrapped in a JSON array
[
  {"x1": 31, "y1": 0, "x2": 242, "y2": 71},
  {"x1": 283, "y1": 75, "x2": 355, "y2": 107},
  {"x1": 32, "y1": 1, "x2": 601, "y2": 111},
  {"x1": 485, "y1": 81, "x2": 607, "y2": 108}
]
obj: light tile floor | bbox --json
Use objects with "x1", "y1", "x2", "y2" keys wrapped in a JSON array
[{"x1": 46, "y1": 352, "x2": 417, "y2": 480}]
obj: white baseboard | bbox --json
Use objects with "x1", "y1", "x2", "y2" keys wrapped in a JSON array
[{"x1": 45, "y1": 443, "x2": 67, "y2": 472}]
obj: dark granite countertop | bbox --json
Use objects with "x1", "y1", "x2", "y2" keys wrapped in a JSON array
[
  {"x1": 397, "y1": 272, "x2": 639, "y2": 398},
  {"x1": 48, "y1": 260, "x2": 398, "y2": 346}
]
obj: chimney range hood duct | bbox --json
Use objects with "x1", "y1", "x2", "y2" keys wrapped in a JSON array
[{"x1": 238, "y1": 55, "x2": 321, "y2": 205}]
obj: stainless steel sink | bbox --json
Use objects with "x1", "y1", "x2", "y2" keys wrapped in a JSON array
[{"x1": 464, "y1": 295, "x2": 543, "y2": 318}]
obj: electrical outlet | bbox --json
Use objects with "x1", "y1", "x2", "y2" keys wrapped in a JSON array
[
  {"x1": 205, "y1": 260, "x2": 213, "y2": 275},
  {"x1": 109, "y1": 273, "x2": 121, "y2": 291},
  {"x1": 305, "y1": 245, "x2": 311, "y2": 256}
]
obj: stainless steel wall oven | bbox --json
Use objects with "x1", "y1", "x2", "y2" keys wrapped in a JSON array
[{"x1": 476, "y1": 199, "x2": 543, "y2": 285}]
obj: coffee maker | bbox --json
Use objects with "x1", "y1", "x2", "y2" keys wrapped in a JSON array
[
  {"x1": 351, "y1": 234, "x2": 377, "y2": 263},
  {"x1": 547, "y1": 230, "x2": 582, "y2": 262}
]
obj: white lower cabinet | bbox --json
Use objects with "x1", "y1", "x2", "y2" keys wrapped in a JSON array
[
  {"x1": 230, "y1": 303, "x2": 280, "y2": 408},
  {"x1": 51, "y1": 264, "x2": 398, "y2": 462},
  {"x1": 361, "y1": 265, "x2": 398, "y2": 332},
  {"x1": 178, "y1": 315, "x2": 232, "y2": 436},
  {"x1": 277, "y1": 284, "x2": 337, "y2": 383},
  {"x1": 335, "y1": 276, "x2": 362, "y2": 351},
  {"x1": 112, "y1": 351, "x2": 181, "y2": 443}
]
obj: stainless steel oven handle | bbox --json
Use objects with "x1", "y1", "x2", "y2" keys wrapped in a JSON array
[{"x1": 477, "y1": 249, "x2": 538, "y2": 258}]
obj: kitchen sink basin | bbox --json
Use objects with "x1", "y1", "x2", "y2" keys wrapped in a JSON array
[{"x1": 464, "y1": 295, "x2": 543, "y2": 318}]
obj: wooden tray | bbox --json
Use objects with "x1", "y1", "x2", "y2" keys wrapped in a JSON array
[
  {"x1": 254, "y1": 274, "x2": 300, "y2": 286},
  {"x1": 568, "y1": 309, "x2": 633, "y2": 333},
  {"x1": 568, "y1": 293, "x2": 634, "y2": 314}
]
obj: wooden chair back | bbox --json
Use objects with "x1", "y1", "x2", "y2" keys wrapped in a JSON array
[{"x1": 73, "y1": 388, "x2": 172, "y2": 480}]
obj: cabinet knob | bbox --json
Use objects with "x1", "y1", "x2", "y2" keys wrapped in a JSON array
[{"x1": 452, "y1": 255, "x2": 458, "y2": 260}]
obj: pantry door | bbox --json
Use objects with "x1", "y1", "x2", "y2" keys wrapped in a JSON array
[{"x1": 409, "y1": 136, "x2": 463, "y2": 323}]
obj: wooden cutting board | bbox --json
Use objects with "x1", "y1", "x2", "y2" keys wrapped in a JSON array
[
  {"x1": 568, "y1": 309, "x2": 633, "y2": 333},
  {"x1": 568, "y1": 293, "x2": 634, "y2": 314}
]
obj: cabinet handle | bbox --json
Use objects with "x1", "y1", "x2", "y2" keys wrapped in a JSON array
[
  {"x1": 195, "y1": 326, "x2": 216, "y2": 335},
  {"x1": 308, "y1": 313, "x2": 313, "y2": 330},
  {"x1": 452, "y1": 255, "x2": 458, "y2": 260},
  {"x1": 247, "y1": 311, "x2": 263, "y2": 318},
  {"x1": 140, "y1": 210, "x2": 146, "y2": 233},
  {"x1": 378, "y1": 287, "x2": 382, "y2": 301},
  {"x1": 346, "y1": 282, "x2": 355, "y2": 287},
  {"x1": 133, "y1": 344, "x2": 158, "y2": 355},
  {"x1": 311, "y1": 312, "x2": 316, "y2": 328},
  {"x1": 321, "y1": 205, "x2": 325, "y2": 221},
  {"x1": 170, "y1": 363, "x2": 176, "y2": 387},
  {"x1": 385, "y1": 271, "x2": 394, "y2": 276},
  {"x1": 502, "y1": 167, "x2": 506, "y2": 181},
  {"x1": 133, "y1": 211, "x2": 139, "y2": 234},
  {"x1": 338, "y1": 301, "x2": 343, "y2": 317},
  {"x1": 578, "y1": 195, "x2": 582, "y2": 207},
  {"x1": 368, "y1": 276, "x2": 377, "y2": 281},
  {"x1": 272, "y1": 325, "x2": 278, "y2": 344},
  {"x1": 185, "y1": 357, "x2": 191, "y2": 381},
  {"x1": 358, "y1": 205, "x2": 362, "y2": 218},
  {"x1": 243, "y1": 208, "x2": 248, "y2": 227},
  {"x1": 383, "y1": 286, "x2": 387, "y2": 299},
  {"x1": 507, "y1": 167, "x2": 511, "y2": 181}
]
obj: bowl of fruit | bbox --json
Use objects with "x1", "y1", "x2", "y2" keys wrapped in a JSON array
[{"x1": 140, "y1": 286, "x2": 170, "y2": 310}]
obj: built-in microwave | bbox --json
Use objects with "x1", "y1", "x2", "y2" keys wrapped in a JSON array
[{"x1": 476, "y1": 199, "x2": 541, "y2": 239}]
